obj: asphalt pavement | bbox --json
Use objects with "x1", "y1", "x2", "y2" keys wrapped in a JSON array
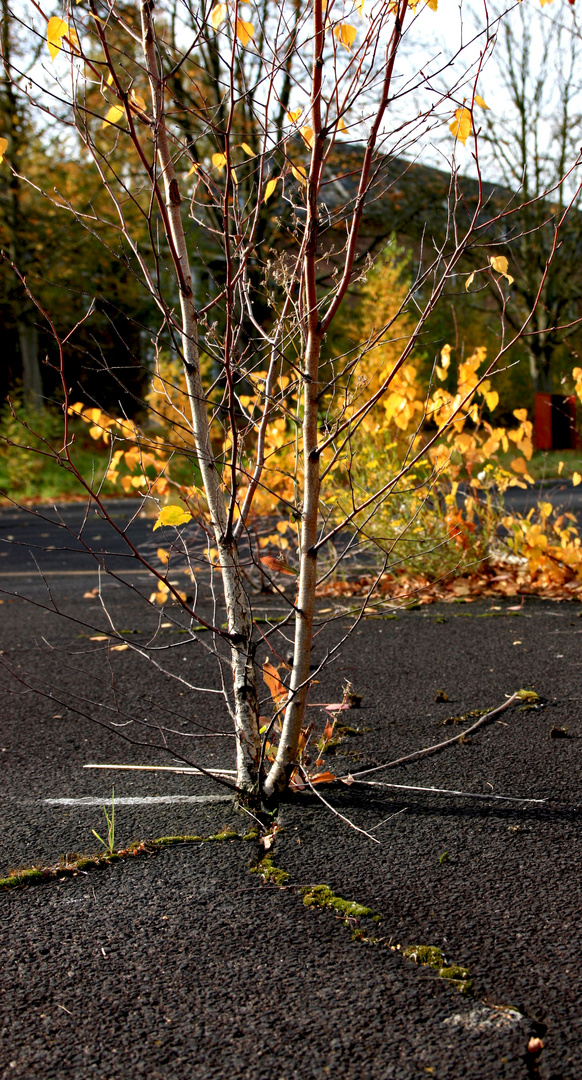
[{"x1": 1, "y1": 521, "x2": 582, "y2": 1079}]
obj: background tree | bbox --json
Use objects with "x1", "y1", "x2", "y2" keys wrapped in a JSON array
[{"x1": 478, "y1": 1, "x2": 582, "y2": 393}]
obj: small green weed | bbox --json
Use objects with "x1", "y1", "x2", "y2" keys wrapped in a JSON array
[{"x1": 92, "y1": 788, "x2": 116, "y2": 855}]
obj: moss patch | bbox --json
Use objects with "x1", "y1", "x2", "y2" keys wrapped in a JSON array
[
  {"x1": 401, "y1": 944, "x2": 473, "y2": 994},
  {"x1": 0, "y1": 829, "x2": 258, "y2": 892},
  {"x1": 250, "y1": 856, "x2": 290, "y2": 886},
  {"x1": 301, "y1": 884, "x2": 376, "y2": 919}
]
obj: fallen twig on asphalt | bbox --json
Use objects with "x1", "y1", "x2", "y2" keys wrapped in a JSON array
[
  {"x1": 83, "y1": 763, "x2": 236, "y2": 778},
  {"x1": 337, "y1": 692, "x2": 521, "y2": 781},
  {"x1": 298, "y1": 766, "x2": 381, "y2": 844}
]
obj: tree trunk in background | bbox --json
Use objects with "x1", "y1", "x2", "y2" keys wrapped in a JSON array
[
  {"x1": 18, "y1": 319, "x2": 42, "y2": 411},
  {"x1": 1, "y1": 0, "x2": 43, "y2": 412}
]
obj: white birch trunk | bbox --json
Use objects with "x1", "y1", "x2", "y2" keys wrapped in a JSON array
[
  {"x1": 263, "y1": 329, "x2": 322, "y2": 800},
  {"x1": 140, "y1": 0, "x2": 261, "y2": 794}
]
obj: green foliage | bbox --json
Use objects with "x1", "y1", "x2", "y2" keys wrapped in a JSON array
[{"x1": 0, "y1": 400, "x2": 115, "y2": 502}]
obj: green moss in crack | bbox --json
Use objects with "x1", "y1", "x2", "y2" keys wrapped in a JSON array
[
  {"x1": 438, "y1": 965, "x2": 473, "y2": 993},
  {"x1": 206, "y1": 829, "x2": 240, "y2": 842},
  {"x1": 402, "y1": 944, "x2": 444, "y2": 967},
  {"x1": 301, "y1": 884, "x2": 376, "y2": 919},
  {"x1": 0, "y1": 868, "x2": 44, "y2": 888},
  {"x1": 250, "y1": 856, "x2": 290, "y2": 886},
  {"x1": 401, "y1": 944, "x2": 473, "y2": 994}
]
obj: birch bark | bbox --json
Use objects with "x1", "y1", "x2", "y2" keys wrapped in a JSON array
[{"x1": 139, "y1": 0, "x2": 261, "y2": 794}]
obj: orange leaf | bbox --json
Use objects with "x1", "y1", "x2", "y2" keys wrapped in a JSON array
[
  {"x1": 310, "y1": 771, "x2": 336, "y2": 785},
  {"x1": 260, "y1": 554, "x2": 297, "y2": 575},
  {"x1": 263, "y1": 661, "x2": 287, "y2": 706}
]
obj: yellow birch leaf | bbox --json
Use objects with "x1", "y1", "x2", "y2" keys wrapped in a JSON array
[
  {"x1": 425, "y1": 0, "x2": 438, "y2": 10},
  {"x1": 129, "y1": 90, "x2": 147, "y2": 113},
  {"x1": 157, "y1": 548, "x2": 170, "y2": 564},
  {"x1": 212, "y1": 152, "x2": 227, "y2": 172},
  {"x1": 0, "y1": 137, "x2": 7, "y2": 164},
  {"x1": 300, "y1": 125, "x2": 314, "y2": 148},
  {"x1": 510, "y1": 458, "x2": 528, "y2": 475},
  {"x1": 231, "y1": 167, "x2": 238, "y2": 185},
  {"x1": 334, "y1": 23, "x2": 357, "y2": 50},
  {"x1": 107, "y1": 72, "x2": 114, "y2": 85},
  {"x1": 440, "y1": 343, "x2": 451, "y2": 370},
  {"x1": 68, "y1": 27, "x2": 80, "y2": 53},
  {"x1": 187, "y1": 163, "x2": 200, "y2": 176},
  {"x1": 264, "y1": 176, "x2": 280, "y2": 203},
  {"x1": 573, "y1": 472, "x2": 582, "y2": 487},
  {"x1": 337, "y1": 117, "x2": 348, "y2": 134},
  {"x1": 484, "y1": 390, "x2": 499, "y2": 412},
  {"x1": 153, "y1": 505, "x2": 193, "y2": 531},
  {"x1": 449, "y1": 107, "x2": 472, "y2": 145},
  {"x1": 291, "y1": 163, "x2": 307, "y2": 184},
  {"x1": 558, "y1": 460, "x2": 564, "y2": 476},
  {"x1": 513, "y1": 408, "x2": 528, "y2": 421},
  {"x1": 102, "y1": 104, "x2": 125, "y2": 129},
  {"x1": 356, "y1": 0, "x2": 365, "y2": 13},
  {"x1": 287, "y1": 108, "x2": 302, "y2": 124},
  {"x1": 474, "y1": 94, "x2": 489, "y2": 110},
  {"x1": 240, "y1": 142, "x2": 254, "y2": 156},
  {"x1": 47, "y1": 17, "x2": 69, "y2": 60},
  {"x1": 465, "y1": 270, "x2": 476, "y2": 291},
  {"x1": 490, "y1": 255, "x2": 514, "y2": 286},
  {"x1": 210, "y1": 3, "x2": 227, "y2": 29},
  {"x1": 236, "y1": 19, "x2": 254, "y2": 45}
]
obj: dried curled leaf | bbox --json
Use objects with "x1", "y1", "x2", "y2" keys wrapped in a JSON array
[
  {"x1": 260, "y1": 553, "x2": 298, "y2": 575},
  {"x1": 490, "y1": 255, "x2": 514, "y2": 286},
  {"x1": 153, "y1": 505, "x2": 193, "y2": 531},
  {"x1": 449, "y1": 107, "x2": 472, "y2": 145},
  {"x1": 263, "y1": 661, "x2": 288, "y2": 706}
]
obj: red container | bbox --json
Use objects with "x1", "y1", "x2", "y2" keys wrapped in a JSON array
[{"x1": 534, "y1": 393, "x2": 577, "y2": 451}]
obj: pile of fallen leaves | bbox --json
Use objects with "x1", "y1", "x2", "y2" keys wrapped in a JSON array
[{"x1": 314, "y1": 557, "x2": 582, "y2": 606}]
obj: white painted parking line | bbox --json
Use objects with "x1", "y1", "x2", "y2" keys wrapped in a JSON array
[{"x1": 43, "y1": 795, "x2": 232, "y2": 807}]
